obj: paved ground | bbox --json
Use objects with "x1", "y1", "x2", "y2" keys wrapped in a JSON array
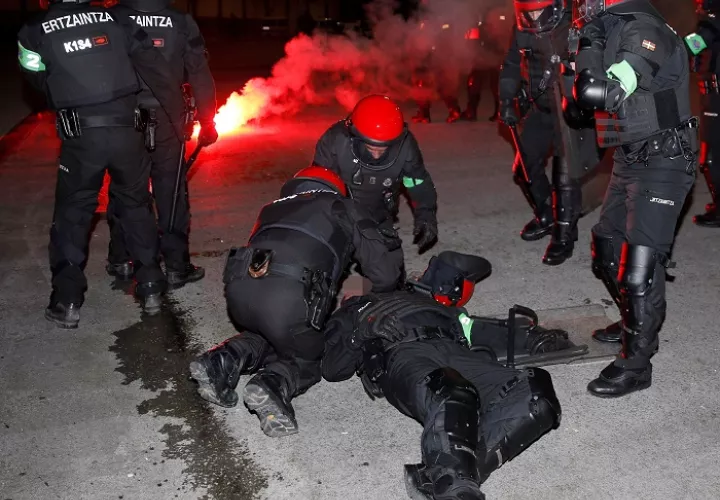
[{"x1": 1, "y1": 76, "x2": 719, "y2": 500}]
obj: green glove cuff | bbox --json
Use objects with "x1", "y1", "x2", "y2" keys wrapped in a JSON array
[
  {"x1": 403, "y1": 176, "x2": 425, "y2": 188},
  {"x1": 458, "y1": 313, "x2": 474, "y2": 344},
  {"x1": 607, "y1": 60, "x2": 638, "y2": 97},
  {"x1": 685, "y1": 33, "x2": 708, "y2": 56}
]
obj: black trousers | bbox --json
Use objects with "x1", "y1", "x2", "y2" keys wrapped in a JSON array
[
  {"x1": 516, "y1": 108, "x2": 559, "y2": 209},
  {"x1": 380, "y1": 340, "x2": 534, "y2": 454},
  {"x1": 107, "y1": 112, "x2": 190, "y2": 271},
  {"x1": 225, "y1": 276, "x2": 323, "y2": 397},
  {"x1": 594, "y1": 147, "x2": 695, "y2": 367},
  {"x1": 699, "y1": 92, "x2": 720, "y2": 202},
  {"x1": 50, "y1": 127, "x2": 163, "y2": 304},
  {"x1": 467, "y1": 67, "x2": 500, "y2": 115}
]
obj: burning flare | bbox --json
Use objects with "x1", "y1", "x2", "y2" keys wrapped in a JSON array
[{"x1": 193, "y1": 78, "x2": 272, "y2": 137}]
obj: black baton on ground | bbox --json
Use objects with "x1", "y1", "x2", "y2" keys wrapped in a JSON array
[{"x1": 168, "y1": 142, "x2": 203, "y2": 234}]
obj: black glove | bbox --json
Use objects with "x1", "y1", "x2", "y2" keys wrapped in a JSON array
[
  {"x1": 579, "y1": 17, "x2": 606, "y2": 50},
  {"x1": 562, "y1": 96, "x2": 594, "y2": 128},
  {"x1": 500, "y1": 98, "x2": 518, "y2": 126},
  {"x1": 352, "y1": 313, "x2": 407, "y2": 345},
  {"x1": 198, "y1": 122, "x2": 219, "y2": 146},
  {"x1": 413, "y1": 215, "x2": 438, "y2": 252}
]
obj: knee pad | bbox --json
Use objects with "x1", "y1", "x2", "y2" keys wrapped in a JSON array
[
  {"x1": 590, "y1": 231, "x2": 618, "y2": 275},
  {"x1": 526, "y1": 368, "x2": 561, "y2": 430},
  {"x1": 618, "y1": 244, "x2": 668, "y2": 333},
  {"x1": 619, "y1": 244, "x2": 659, "y2": 298}
]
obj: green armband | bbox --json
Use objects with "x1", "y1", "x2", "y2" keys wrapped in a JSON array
[
  {"x1": 607, "y1": 60, "x2": 637, "y2": 97},
  {"x1": 458, "y1": 313, "x2": 474, "y2": 344},
  {"x1": 402, "y1": 176, "x2": 425, "y2": 188},
  {"x1": 18, "y1": 41, "x2": 45, "y2": 72},
  {"x1": 685, "y1": 33, "x2": 707, "y2": 56}
]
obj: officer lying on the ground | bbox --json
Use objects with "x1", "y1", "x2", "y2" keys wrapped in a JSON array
[
  {"x1": 189, "y1": 166, "x2": 402, "y2": 437},
  {"x1": 322, "y1": 251, "x2": 570, "y2": 500}
]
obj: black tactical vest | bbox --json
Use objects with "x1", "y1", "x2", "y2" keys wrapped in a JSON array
[
  {"x1": 516, "y1": 19, "x2": 571, "y2": 112},
  {"x1": 114, "y1": 5, "x2": 185, "y2": 108},
  {"x1": 595, "y1": 12, "x2": 691, "y2": 147},
  {"x1": 33, "y1": 5, "x2": 139, "y2": 109},
  {"x1": 250, "y1": 190, "x2": 353, "y2": 281},
  {"x1": 324, "y1": 123, "x2": 410, "y2": 222}
]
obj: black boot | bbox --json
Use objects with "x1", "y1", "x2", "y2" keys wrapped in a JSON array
[
  {"x1": 106, "y1": 261, "x2": 134, "y2": 280},
  {"x1": 167, "y1": 263, "x2": 205, "y2": 289},
  {"x1": 521, "y1": 204, "x2": 553, "y2": 241},
  {"x1": 406, "y1": 368, "x2": 485, "y2": 500},
  {"x1": 587, "y1": 360, "x2": 652, "y2": 398},
  {"x1": 412, "y1": 102, "x2": 432, "y2": 124},
  {"x1": 592, "y1": 320, "x2": 622, "y2": 343},
  {"x1": 45, "y1": 300, "x2": 81, "y2": 329},
  {"x1": 693, "y1": 204, "x2": 720, "y2": 227},
  {"x1": 542, "y1": 223, "x2": 576, "y2": 265},
  {"x1": 543, "y1": 159, "x2": 580, "y2": 266},
  {"x1": 135, "y1": 280, "x2": 166, "y2": 315},
  {"x1": 189, "y1": 335, "x2": 254, "y2": 408},
  {"x1": 588, "y1": 244, "x2": 665, "y2": 398},
  {"x1": 694, "y1": 152, "x2": 720, "y2": 227},
  {"x1": 243, "y1": 370, "x2": 298, "y2": 438},
  {"x1": 446, "y1": 107, "x2": 462, "y2": 124}
]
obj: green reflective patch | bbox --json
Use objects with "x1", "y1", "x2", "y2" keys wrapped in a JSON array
[
  {"x1": 18, "y1": 41, "x2": 45, "y2": 72},
  {"x1": 685, "y1": 33, "x2": 708, "y2": 56},
  {"x1": 607, "y1": 60, "x2": 637, "y2": 97},
  {"x1": 402, "y1": 177, "x2": 424, "y2": 188},
  {"x1": 458, "y1": 313, "x2": 474, "y2": 344}
]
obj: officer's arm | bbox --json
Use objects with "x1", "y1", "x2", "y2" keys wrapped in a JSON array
[
  {"x1": 401, "y1": 134, "x2": 438, "y2": 222},
  {"x1": 685, "y1": 19, "x2": 720, "y2": 57},
  {"x1": 498, "y1": 26, "x2": 522, "y2": 100},
  {"x1": 311, "y1": 125, "x2": 339, "y2": 169},
  {"x1": 575, "y1": 20, "x2": 673, "y2": 113},
  {"x1": 321, "y1": 312, "x2": 364, "y2": 382},
  {"x1": 346, "y1": 202, "x2": 402, "y2": 292},
  {"x1": 117, "y1": 12, "x2": 184, "y2": 126},
  {"x1": 17, "y1": 25, "x2": 47, "y2": 93},
  {"x1": 183, "y1": 15, "x2": 216, "y2": 126}
]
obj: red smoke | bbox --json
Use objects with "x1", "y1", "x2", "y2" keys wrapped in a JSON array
[{"x1": 203, "y1": 0, "x2": 514, "y2": 134}]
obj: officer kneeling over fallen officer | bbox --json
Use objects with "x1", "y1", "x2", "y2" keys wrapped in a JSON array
[
  {"x1": 189, "y1": 167, "x2": 402, "y2": 437},
  {"x1": 322, "y1": 251, "x2": 570, "y2": 500}
]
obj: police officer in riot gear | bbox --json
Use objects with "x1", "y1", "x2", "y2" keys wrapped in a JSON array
[
  {"x1": 189, "y1": 167, "x2": 402, "y2": 437},
  {"x1": 313, "y1": 95, "x2": 439, "y2": 269},
  {"x1": 321, "y1": 251, "x2": 563, "y2": 500},
  {"x1": 499, "y1": 0, "x2": 585, "y2": 266},
  {"x1": 18, "y1": 0, "x2": 184, "y2": 327},
  {"x1": 572, "y1": 0, "x2": 697, "y2": 397},
  {"x1": 106, "y1": 0, "x2": 218, "y2": 287},
  {"x1": 685, "y1": 0, "x2": 720, "y2": 226}
]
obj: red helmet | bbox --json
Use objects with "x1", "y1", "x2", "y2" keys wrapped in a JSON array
[
  {"x1": 514, "y1": 0, "x2": 567, "y2": 33},
  {"x1": 279, "y1": 166, "x2": 348, "y2": 198},
  {"x1": 418, "y1": 251, "x2": 492, "y2": 308},
  {"x1": 346, "y1": 95, "x2": 406, "y2": 146}
]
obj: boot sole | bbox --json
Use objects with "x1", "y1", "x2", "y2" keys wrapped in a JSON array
[
  {"x1": 542, "y1": 249, "x2": 574, "y2": 266},
  {"x1": 189, "y1": 361, "x2": 239, "y2": 408},
  {"x1": 167, "y1": 269, "x2": 206, "y2": 289},
  {"x1": 587, "y1": 379, "x2": 652, "y2": 398},
  {"x1": 44, "y1": 309, "x2": 78, "y2": 329},
  {"x1": 243, "y1": 382, "x2": 298, "y2": 438},
  {"x1": 521, "y1": 227, "x2": 552, "y2": 242}
]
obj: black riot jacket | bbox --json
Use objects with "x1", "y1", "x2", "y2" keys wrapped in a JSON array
[
  {"x1": 249, "y1": 190, "x2": 403, "y2": 292},
  {"x1": 499, "y1": 14, "x2": 572, "y2": 112},
  {"x1": 687, "y1": 15, "x2": 720, "y2": 80},
  {"x1": 574, "y1": 2, "x2": 692, "y2": 147},
  {"x1": 322, "y1": 291, "x2": 474, "y2": 382},
  {"x1": 312, "y1": 121, "x2": 437, "y2": 224},
  {"x1": 17, "y1": 3, "x2": 183, "y2": 122},
  {"x1": 115, "y1": 1, "x2": 216, "y2": 125}
]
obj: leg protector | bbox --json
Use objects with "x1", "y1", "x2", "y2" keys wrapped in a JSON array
[
  {"x1": 590, "y1": 231, "x2": 622, "y2": 307},
  {"x1": 409, "y1": 368, "x2": 484, "y2": 500},
  {"x1": 549, "y1": 156, "x2": 581, "y2": 243},
  {"x1": 482, "y1": 368, "x2": 561, "y2": 481},
  {"x1": 189, "y1": 333, "x2": 267, "y2": 408},
  {"x1": 617, "y1": 244, "x2": 666, "y2": 366}
]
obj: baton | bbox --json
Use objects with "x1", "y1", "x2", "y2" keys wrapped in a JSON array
[
  {"x1": 508, "y1": 123, "x2": 532, "y2": 184},
  {"x1": 168, "y1": 142, "x2": 204, "y2": 234}
]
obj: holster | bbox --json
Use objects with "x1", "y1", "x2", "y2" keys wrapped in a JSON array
[
  {"x1": 56, "y1": 108, "x2": 82, "y2": 140},
  {"x1": 647, "y1": 117, "x2": 700, "y2": 174},
  {"x1": 358, "y1": 338, "x2": 386, "y2": 400},
  {"x1": 140, "y1": 108, "x2": 158, "y2": 152},
  {"x1": 304, "y1": 269, "x2": 336, "y2": 331},
  {"x1": 517, "y1": 84, "x2": 532, "y2": 119}
]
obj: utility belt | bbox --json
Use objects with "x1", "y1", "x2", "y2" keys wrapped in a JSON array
[
  {"x1": 55, "y1": 108, "x2": 143, "y2": 140},
  {"x1": 223, "y1": 246, "x2": 336, "y2": 331},
  {"x1": 624, "y1": 117, "x2": 699, "y2": 174},
  {"x1": 698, "y1": 75, "x2": 720, "y2": 95}
]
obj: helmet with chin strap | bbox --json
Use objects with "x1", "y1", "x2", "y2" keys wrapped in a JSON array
[
  {"x1": 416, "y1": 251, "x2": 492, "y2": 308},
  {"x1": 279, "y1": 166, "x2": 348, "y2": 198},
  {"x1": 514, "y1": 0, "x2": 568, "y2": 34},
  {"x1": 346, "y1": 94, "x2": 407, "y2": 147}
]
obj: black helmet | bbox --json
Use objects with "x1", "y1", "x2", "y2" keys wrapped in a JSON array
[{"x1": 514, "y1": 0, "x2": 568, "y2": 33}]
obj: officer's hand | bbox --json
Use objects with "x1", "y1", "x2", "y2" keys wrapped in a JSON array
[
  {"x1": 499, "y1": 98, "x2": 518, "y2": 126},
  {"x1": 198, "y1": 122, "x2": 219, "y2": 146},
  {"x1": 413, "y1": 216, "x2": 438, "y2": 252},
  {"x1": 580, "y1": 17, "x2": 606, "y2": 46}
]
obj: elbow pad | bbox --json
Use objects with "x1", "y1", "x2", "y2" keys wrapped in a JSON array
[{"x1": 573, "y1": 69, "x2": 607, "y2": 111}]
